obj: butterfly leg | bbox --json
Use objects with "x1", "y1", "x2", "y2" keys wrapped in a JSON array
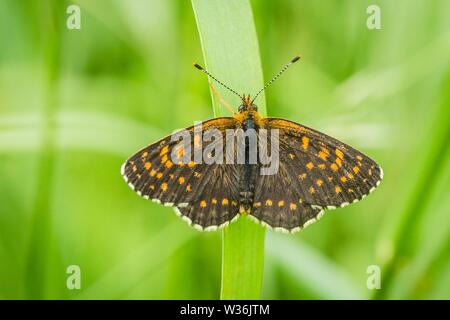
[{"x1": 209, "y1": 82, "x2": 236, "y2": 115}]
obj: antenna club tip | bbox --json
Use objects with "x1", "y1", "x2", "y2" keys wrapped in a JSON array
[
  {"x1": 193, "y1": 63, "x2": 204, "y2": 70},
  {"x1": 291, "y1": 55, "x2": 302, "y2": 63}
]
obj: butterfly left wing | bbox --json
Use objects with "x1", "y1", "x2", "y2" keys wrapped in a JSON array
[
  {"x1": 261, "y1": 118, "x2": 383, "y2": 209},
  {"x1": 121, "y1": 117, "x2": 241, "y2": 231}
]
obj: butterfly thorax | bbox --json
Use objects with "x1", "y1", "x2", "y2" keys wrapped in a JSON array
[{"x1": 234, "y1": 95, "x2": 264, "y2": 127}]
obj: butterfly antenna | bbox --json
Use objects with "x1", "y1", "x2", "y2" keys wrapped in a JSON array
[
  {"x1": 251, "y1": 55, "x2": 302, "y2": 104},
  {"x1": 194, "y1": 63, "x2": 243, "y2": 100}
]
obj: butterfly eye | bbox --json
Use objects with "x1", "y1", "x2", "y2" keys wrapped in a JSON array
[{"x1": 238, "y1": 105, "x2": 246, "y2": 112}]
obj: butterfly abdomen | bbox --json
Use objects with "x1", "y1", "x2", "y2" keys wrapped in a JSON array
[{"x1": 239, "y1": 117, "x2": 259, "y2": 213}]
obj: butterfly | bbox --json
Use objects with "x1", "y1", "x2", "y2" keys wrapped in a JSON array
[{"x1": 121, "y1": 56, "x2": 383, "y2": 233}]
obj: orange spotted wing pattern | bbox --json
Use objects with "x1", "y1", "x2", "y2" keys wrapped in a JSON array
[
  {"x1": 250, "y1": 161, "x2": 325, "y2": 233},
  {"x1": 122, "y1": 115, "x2": 382, "y2": 233},
  {"x1": 263, "y1": 118, "x2": 383, "y2": 206},
  {"x1": 121, "y1": 118, "x2": 242, "y2": 231}
]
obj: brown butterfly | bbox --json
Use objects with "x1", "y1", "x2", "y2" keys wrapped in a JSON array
[{"x1": 121, "y1": 56, "x2": 383, "y2": 233}]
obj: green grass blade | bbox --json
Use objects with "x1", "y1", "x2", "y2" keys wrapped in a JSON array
[
  {"x1": 24, "y1": 0, "x2": 63, "y2": 299},
  {"x1": 267, "y1": 234, "x2": 364, "y2": 299},
  {"x1": 191, "y1": 0, "x2": 266, "y2": 299},
  {"x1": 374, "y1": 75, "x2": 450, "y2": 299}
]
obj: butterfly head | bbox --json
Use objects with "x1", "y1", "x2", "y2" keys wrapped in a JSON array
[{"x1": 238, "y1": 94, "x2": 258, "y2": 113}]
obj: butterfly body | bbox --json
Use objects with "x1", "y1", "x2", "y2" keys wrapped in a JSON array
[{"x1": 239, "y1": 116, "x2": 258, "y2": 214}]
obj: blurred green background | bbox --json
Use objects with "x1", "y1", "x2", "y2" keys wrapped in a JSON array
[{"x1": 1, "y1": 0, "x2": 449, "y2": 299}]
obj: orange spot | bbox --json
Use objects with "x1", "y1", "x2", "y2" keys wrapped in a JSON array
[
  {"x1": 299, "y1": 173, "x2": 307, "y2": 180},
  {"x1": 347, "y1": 173, "x2": 354, "y2": 179},
  {"x1": 302, "y1": 136, "x2": 309, "y2": 150},
  {"x1": 319, "y1": 147, "x2": 330, "y2": 160},
  {"x1": 150, "y1": 169, "x2": 157, "y2": 177},
  {"x1": 175, "y1": 146, "x2": 185, "y2": 158},
  {"x1": 186, "y1": 184, "x2": 192, "y2": 192},
  {"x1": 316, "y1": 179, "x2": 323, "y2": 187},
  {"x1": 356, "y1": 155, "x2": 363, "y2": 161},
  {"x1": 178, "y1": 161, "x2": 185, "y2": 167},
  {"x1": 188, "y1": 161, "x2": 195, "y2": 168},
  {"x1": 194, "y1": 171, "x2": 201, "y2": 177},
  {"x1": 141, "y1": 151, "x2": 148, "y2": 158},
  {"x1": 149, "y1": 185, "x2": 155, "y2": 190},
  {"x1": 290, "y1": 203, "x2": 297, "y2": 210},
  {"x1": 178, "y1": 177, "x2": 185, "y2": 184},
  {"x1": 335, "y1": 186, "x2": 341, "y2": 193},
  {"x1": 265, "y1": 200, "x2": 273, "y2": 206},
  {"x1": 212, "y1": 198, "x2": 217, "y2": 204},
  {"x1": 340, "y1": 176, "x2": 347, "y2": 183},
  {"x1": 254, "y1": 202, "x2": 261, "y2": 208},
  {"x1": 161, "y1": 154, "x2": 168, "y2": 164},
  {"x1": 200, "y1": 200, "x2": 207, "y2": 208},
  {"x1": 331, "y1": 163, "x2": 338, "y2": 171},
  {"x1": 169, "y1": 174, "x2": 174, "y2": 179},
  {"x1": 319, "y1": 151, "x2": 329, "y2": 160},
  {"x1": 160, "y1": 145, "x2": 169, "y2": 156},
  {"x1": 278, "y1": 200, "x2": 285, "y2": 207},
  {"x1": 165, "y1": 160, "x2": 173, "y2": 169},
  {"x1": 309, "y1": 186, "x2": 315, "y2": 194},
  {"x1": 353, "y1": 166, "x2": 360, "y2": 174},
  {"x1": 132, "y1": 165, "x2": 137, "y2": 172},
  {"x1": 156, "y1": 172, "x2": 163, "y2": 179},
  {"x1": 318, "y1": 163, "x2": 326, "y2": 169},
  {"x1": 306, "y1": 162, "x2": 314, "y2": 170},
  {"x1": 144, "y1": 162, "x2": 151, "y2": 170},
  {"x1": 161, "y1": 183, "x2": 168, "y2": 191},
  {"x1": 335, "y1": 158, "x2": 342, "y2": 167},
  {"x1": 222, "y1": 198, "x2": 229, "y2": 205},
  {"x1": 335, "y1": 149, "x2": 344, "y2": 159},
  {"x1": 348, "y1": 188, "x2": 354, "y2": 193}
]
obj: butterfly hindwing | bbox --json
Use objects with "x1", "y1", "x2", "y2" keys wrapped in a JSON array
[
  {"x1": 250, "y1": 161, "x2": 324, "y2": 233},
  {"x1": 121, "y1": 117, "x2": 241, "y2": 230},
  {"x1": 262, "y1": 118, "x2": 383, "y2": 209},
  {"x1": 175, "y1": 164, "x2": 241, "y2": 230}
]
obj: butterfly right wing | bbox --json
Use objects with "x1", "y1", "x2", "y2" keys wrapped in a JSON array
[{"x1": 121, "y1": 117, "x2": 241, "y2": 230}]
